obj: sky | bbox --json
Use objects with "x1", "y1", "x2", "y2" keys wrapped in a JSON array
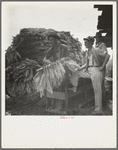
[{"x1": 2, "y1": 2, "x2": 103, "y2": 51}]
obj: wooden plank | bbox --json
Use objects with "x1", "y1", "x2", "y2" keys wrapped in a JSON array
[{"x1": 46, "y1": 91, "x2": 65, "y2": 100}]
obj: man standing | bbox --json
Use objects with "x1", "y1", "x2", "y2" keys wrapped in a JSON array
[
  {"x1": 70, "y1": 36, "x2": 110, "y2": 115},
  {"x1": 94, "y1": 32, "x2": 109, "y2": 103},
  {"x1": 43, "y1": 32, "x2": 70, "y2": 111}
]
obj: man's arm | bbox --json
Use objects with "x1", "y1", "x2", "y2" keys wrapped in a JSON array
[
  {"x1": 80, "y1": 63, "x2": 87, "y2": 69},
  {"x1": 100, "y1": 43, "x2": 107, "y2": 52},
  {"x1": 73, "y1": 60, "x2": 87, "y2": 71},
  {"x1": 78, "y1": 51, "x2": 88, "y2": 70},
  {"x1": 99, "y1": 53, "x2": 110, "y2": 71},
  {"x1": 43, "y1": 57, "x2": 52, "y2": 64}
]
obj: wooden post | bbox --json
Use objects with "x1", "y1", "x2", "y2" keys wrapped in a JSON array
[
  {"x1": 65, "y1": 77, "x2": 68, "y2": 114},
  {"x1": 84, "y1": 79, "x2": 88, "y2": 102},
  {"x1": 65, "y1": 86, "x2": 68, "y2": 114},
  {"x1": 45, "y1": 90, "x2": 48, "y2": 110}
]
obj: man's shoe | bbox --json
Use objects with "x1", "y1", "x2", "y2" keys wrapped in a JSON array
[{"x1": 91, "y1": 111, "x2": 103, "y2": 115}]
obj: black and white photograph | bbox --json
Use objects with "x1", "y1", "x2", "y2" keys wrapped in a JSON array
[{"x1": 2, "y1": 1, "x2": 117, "y2": 148}]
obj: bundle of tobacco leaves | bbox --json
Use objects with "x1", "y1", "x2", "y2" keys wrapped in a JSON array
[
  {"x1": 33, "y1": 61, "x2": 66, "y2": 98},
  {"x1": 6, "y1": 58, "x2": 40, "y2": 97}
]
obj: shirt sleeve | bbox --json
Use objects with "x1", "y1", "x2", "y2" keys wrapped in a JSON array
[
  {"x1": 94, "y1": 47, "x2": 107, "y2": 58},
  {"x1": 93, "y1": 47, "x2": 107, "y2": 65},
  {"x1": 100, "y1": 43, "x2": 108, "y2": 52}
]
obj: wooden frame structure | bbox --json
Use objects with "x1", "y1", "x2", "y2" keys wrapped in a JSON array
[{"x1": 45, "y1": 78, "x2": 94, "y2": 115}]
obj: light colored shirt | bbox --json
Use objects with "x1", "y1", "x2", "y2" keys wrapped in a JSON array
[
  {"x1": 86, "y1": 46, "x2": 107, "y2": 68},
  {"x1": 91, "y1": 46, "x2": 107, "y2": 66},
  {"x1": 96, "y1": 42, "x2": 108, "y2": 52},
  {"x1": 88, "y1": 52, "x2": 98, "y2": 66},
  {"x1": 88, "y1": 54, "x2": 93, "y2": 66}
]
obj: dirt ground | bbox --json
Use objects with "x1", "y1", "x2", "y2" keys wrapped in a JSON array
[{"x1": 5, "y1": 92, "x2": 112, "y2": 116}]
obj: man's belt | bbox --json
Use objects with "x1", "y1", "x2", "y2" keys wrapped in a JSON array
[{"x1": 88, "y1": 65, "x2": 100, "y2": 68}]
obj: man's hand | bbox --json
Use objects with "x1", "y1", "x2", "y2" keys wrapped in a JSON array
[
  {"x1": 59, "y1": 58, "x2": 65, "y2": 63},
  {"x1": 75, "y1": 66, "x2": 83, "y2": 71},
  {"x1": 78, "y1": 66, "x2": 83, "y2": 70},
  {"x1": 43, "y1": 57, "x2": 52, "y2": 64},
  {"x1": 98, "y1": 53, "x2": 110, "y2": 71},
  {"x1": 60, "y1": 57, "x2": 71, "y2": 63},
  {"x1": 77, "y1": 64, "x2": 86, "y2": 70},
  {"x1": 47, "y1": 60, "x2": 52, "y2": 64},
  {"x1": 98, "y1": 65, "x2": 105, "y2": 71},
  {"x1": 44, "y1": 59, "x2": 52, "y2": 64}
]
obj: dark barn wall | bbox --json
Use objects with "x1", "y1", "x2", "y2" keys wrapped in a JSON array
[{"x1": 94, "y1": 5, "x2": 112, "y2": 48}]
